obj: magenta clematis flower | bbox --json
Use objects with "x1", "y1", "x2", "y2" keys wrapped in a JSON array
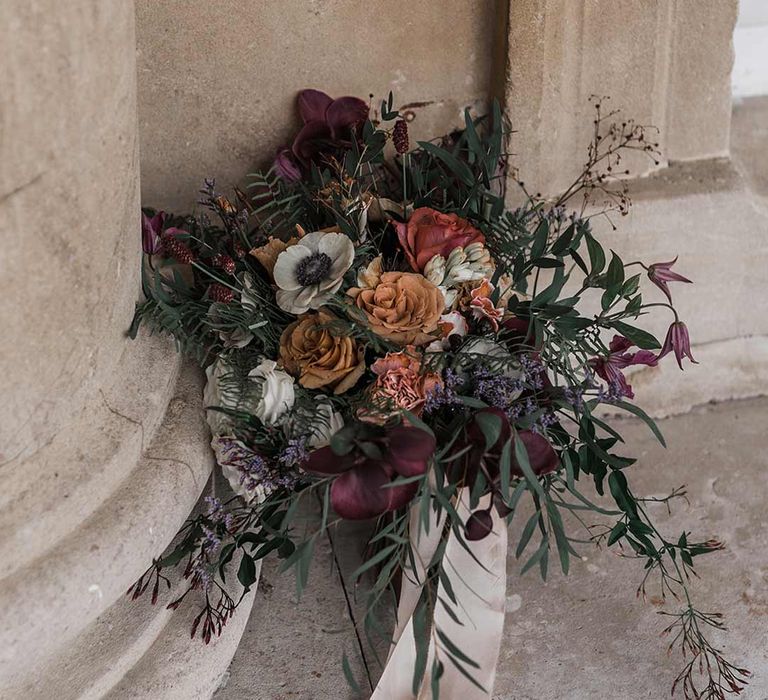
[
  {"x1": 647, "y1": 257, "x2": 692, "y2": 303},
  {"x1": 589, "y1": 335, "x2": 658, "y2": 399},
  {"x1": 657, "y1": 321, "x2": 698, "y2": 369},
  {"x1": 274, "y1": 89, "x2": 370, "y2": 180},
  {"x1": 141, "y1": 210, "x2": 165, "y2": 255},
  {"x1": 303, "y1": 424, "x2": 435, "y2": 520}
]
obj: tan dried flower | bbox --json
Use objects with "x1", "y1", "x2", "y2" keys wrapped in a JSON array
[
  {"x1": 348, "y1": 271, "x2": 444, "y2": 346},
  {"x1": 279, "y1": 310, "x2": 365, "y2": 394}
]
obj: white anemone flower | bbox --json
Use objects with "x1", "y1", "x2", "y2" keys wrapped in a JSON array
[{"x1": 273, "y1": 230, "x2": 355, "y2": 314}]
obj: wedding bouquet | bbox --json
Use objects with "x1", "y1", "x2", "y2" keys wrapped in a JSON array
[{"x1": 129, "y1": 90, "x2": 748, "y2": 699}]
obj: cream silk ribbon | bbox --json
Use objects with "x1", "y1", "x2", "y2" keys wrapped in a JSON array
[{"x1": 370, "y1": 492, "x2": 508, "y2": 699}]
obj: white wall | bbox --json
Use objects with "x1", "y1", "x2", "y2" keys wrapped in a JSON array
[{"x1": 732, "y1": 0, "x2": 768, "y2": 97}]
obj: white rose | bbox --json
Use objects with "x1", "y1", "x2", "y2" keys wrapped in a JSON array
[
  {"x1": 307, "y1": 400, "x2": 345, "y2": 448},
  {"x1": 248, "y1": 358, "x2": 295, "y2": 425},
  {"x1": 461, "y1": 337, "x2": 523, "y2": 382}
]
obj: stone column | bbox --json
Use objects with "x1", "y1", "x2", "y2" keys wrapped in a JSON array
[
  {"x1": 503, "y1": 0, "x2": 768, "y2": 416},
  {"x1": 0, "y1": 2, "x2": 251, "y2": 697}
]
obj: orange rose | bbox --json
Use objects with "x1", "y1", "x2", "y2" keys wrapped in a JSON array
[
  {"x1": 348, "y1": 271, "x2": 444, "y2": 346},
  {"x1": 279, "y1": 310, "x2": 365, "y2": 394},
  {"x1": 394, "y1": 207, "x2": 485, "y2": 272},
  {"x1": 368, "y1": 347, "x2": 442, "y2": 417}
]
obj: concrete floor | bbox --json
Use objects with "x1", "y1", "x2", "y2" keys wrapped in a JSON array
[{"x1": 215, "y1": 397, "x2": 768, "y2": 700}]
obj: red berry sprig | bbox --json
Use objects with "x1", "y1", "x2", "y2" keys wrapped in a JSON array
[
  {"x1": 161, "y1": 233, "x2": 195, "y2": 264},
  {"x1": 393, "y1": 119, "x2": 409, "y2": 155},
  {"x1": 211, "y1": 253, "x2": 236, "y2": 274},
  {"x1": 208, "y1": 283, "x2": 235, "y2": 304}
]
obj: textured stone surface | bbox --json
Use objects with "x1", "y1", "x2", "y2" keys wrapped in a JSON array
[
  {"x1": 587, "y1": 158, "x2": 768, "y2": 418},
  {"x1": 0, "y1": 2, "x2": 251, "y2": 696},
  {"x1": 505, "y1": 0, "x2": 737, "y2": 199},
  {"x1": 220, "y1": 398, "x2": 768, "y2": 699},
  {"x1": 135, "y1": 0, "x2": 506, "y2": 212},
  {"x1": 732, "y1": 96, "x2": 768, "y2": 197}
]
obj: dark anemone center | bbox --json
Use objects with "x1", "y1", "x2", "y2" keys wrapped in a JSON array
[{"x1": 295, "y1": 252, "x2": 333, "y2": 286}]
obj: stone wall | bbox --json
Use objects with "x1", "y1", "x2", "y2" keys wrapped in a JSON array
[{"x1": 135, "y1": 0, "x2": 507, "y2": 212}]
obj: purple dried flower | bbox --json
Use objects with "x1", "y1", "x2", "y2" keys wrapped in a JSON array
[
  {"x1": 424, "y1": 368, "x2": 463, "y2": 413},
  {"x1": 278, "y1": 438, "x2": 309, "y2": 467},
  {"x1": 563, "y1": 386, "x2": 585, "y2": 410},
  {"x1": 201, "y1": 525, "x2": 222, "y2": 553},
  {"x1": 472, "y1": 367, "x2": 524, "y2": 412}
]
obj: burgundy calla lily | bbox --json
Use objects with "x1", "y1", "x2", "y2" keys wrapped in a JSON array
[
  {"x1": 657, "y1": 321, "x2": 698, "y2": 369},
  {"x1": 141, "y1": 210, "x2": 165, "y2": 255},
  {"x1": 589, "y1": 335, "x2": 658, "y2": 399},
  {"x1": 510, "y1": 430, "x2": 560, "y2": 477},
  {"x1": 450, "y1": 407, "x2": 559, "y2": 486},
  {"x1": 456, "y1": 408, "x2": 559, "y2": 540},
  {"x1": 274, "y1": 89, "x2": 370, "y2": 180},
  {"x1": 274, "y1": 147, "x2": 302, "y2": 182},
  {"x1": 303, "y1": 424, "x2": 435, "y2": 520},
  {"x1": 647, "y1": 257, "x2": 692, "y2": 303}
]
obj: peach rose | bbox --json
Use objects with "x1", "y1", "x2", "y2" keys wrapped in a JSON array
[
  {"x1": 469, "y1": 278, "x2": 504, "y2": 331},
  {"x1": 394, "y1": 207, "x2": 485, "y2": 272},
  {"x1": 279, "y1": 310, "x2": 365, "y2": 394},
  {"x1": 348, "y1": 271, "x2": 444, "y2": 346},
  {"x1": 368, "y1": 347, "x2": 442, "y2": 417}
]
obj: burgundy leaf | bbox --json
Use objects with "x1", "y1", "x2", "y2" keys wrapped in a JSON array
[
  {"x1": 303, "y1": 446, "x2": 354, "y2": 476},
  {"x1": 513, "y1": 430, "x2": 559, "y2": 476}
]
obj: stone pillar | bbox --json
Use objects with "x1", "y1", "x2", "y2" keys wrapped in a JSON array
[
  {"x1": 0, "y1": 2, "x2": 251, "y2": 697},
  {"x1": 503, "y1": 0, "x2": 768, "y2": 416},
  {"x1": 505, "y1": 0, "x2": 736, "y2": 196}
]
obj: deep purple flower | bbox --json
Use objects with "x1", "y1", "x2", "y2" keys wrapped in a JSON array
[
  {"x1": 449, "y1": 408, "x2": 559, "y2": 487},
  {"x1": 274, "y1": 89, "x2": 369, "y2": 180},
  {"x1": 274, "y1": 147, "x2": 302, "y2": 182},
  {"x1": 141, "y1": 210, "x2": 165, "y2": 255},
  {"x1": 647, "y1": 257, "x2": 692, "y2": 302},
  {"x1": 303, "y1": 425, "x2": 435, "y2": 520},
  {"x1": 589, "y1": 335, "x2": 658, "y2": 400},
  {"x1": 657, "y1": 321, "x2": 698, "y2": 369}
]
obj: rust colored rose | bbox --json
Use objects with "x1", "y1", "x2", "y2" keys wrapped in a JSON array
[
  {"x1": 348, "y1": 271, "x2": 444, "y2": 346},
  {"x1": 394, "y1": 207, "x2": 485, "y2": 272},
  {"x1": 279, "y1": 310, "x2": 365, "y2": 394},
  {"x1": 368, "y1": 346, "x2": 442, "y2": 417}
]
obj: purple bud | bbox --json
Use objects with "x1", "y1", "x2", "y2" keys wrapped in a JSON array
[
  {"x1": 465, "y1": 509, "x2": 494, "y2": 541},
  {"x1": 141, "y1": 210, "x2": 165, "y2": 255},
  {"x1": 657, "y1": 321, "x2": 698, "y2": 369},
  {"x1": 274, "y1": 147, "x2": 302, "y2": 182}
]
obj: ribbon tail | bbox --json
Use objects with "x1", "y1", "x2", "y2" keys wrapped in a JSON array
[
  {"x1": 418, "y1": 493, "x2": 508, "y2": 699},
  {"x1": 371, "y1": 503, "x2": 445, "y2": 699}
]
